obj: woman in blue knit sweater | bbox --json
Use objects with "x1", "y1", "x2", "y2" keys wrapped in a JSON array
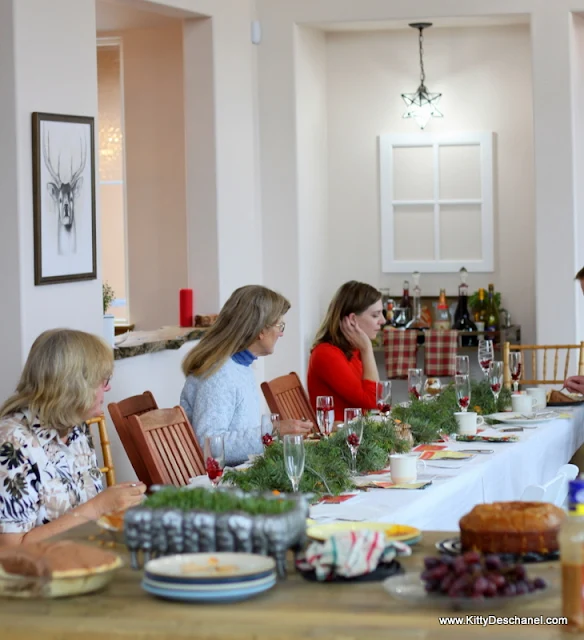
[{"x1": 180, "y1": 285, "x2": 312, "y2": 466}]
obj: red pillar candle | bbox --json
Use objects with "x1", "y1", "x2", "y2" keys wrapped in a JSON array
[{"x1": 179, "y1": 289, "x2": 194, "y2": 327}]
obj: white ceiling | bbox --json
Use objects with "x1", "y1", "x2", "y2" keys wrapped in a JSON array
[
  {"x1": 96, "y1": 0, "x2": 191, "y2": 32},
  {"x1": 312, "y1": 15, "x2": 529, "y2": 33}
]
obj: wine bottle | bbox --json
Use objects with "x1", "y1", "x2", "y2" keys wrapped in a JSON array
[
  {"x1": 454, "y1": 283, "x2": 478, "y2": 347},
  {"x1": 485, "y1": 283, "x2": 500, "y2": 340},
  {"x1": 474, "y1": 288, "x2": 487, "y2": 325},
  {"x1": 433, "y1": 289, "x2": 451, "y2": 331},
  {"x1": 400, "y1": 280, "x2": 412, "y2": 325},
  {"x1": 406, "y1": 272, "x2": 430, "y2": 338},
  {"x1": 453, "y1": 267, "x2": 468, "y2": 329}
]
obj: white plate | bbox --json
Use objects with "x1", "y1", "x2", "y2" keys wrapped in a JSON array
[
  {"x1": 145, "y1": 552, "x2": 276, "y2": 581},
  {"x1": 485, "y1": 411, "x2": 559, "y2": 426}
]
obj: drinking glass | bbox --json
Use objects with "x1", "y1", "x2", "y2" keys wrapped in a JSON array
[
  {"x1": 346, "y1": 419, "x2": 364, "y2": 476},
  {"x1": 376, "y1": 381, "x2": 392, "y2": 417},
  {"x1": 509, "y1": 352, "x2": 523, "y2": 393},
  {"x1": 204, "y1": 435, "x2": 225, "y2": 487},
  {"x1": 344, "y1": 407, "x2": 362, "y2": 425},
  {"x1": 423, "y1": 377, "x2": 442, "y2": 401},
  {"x1": 455, "y1": 355, "x2": 470, "y2": 376},
  {"x1": 408, "y1": 368, "x2": 423, "y2": 400},
  {"x1": 283, "y1": 434, "x2": 305, "y2": 492},
  {"x1": 478, "y1": 339, "x2": 494, "y2": 377},
  {"x1": 261, "y1": 413, "x2": 280, "y2": 441},
  {"x1": 454, "y1": 374, "x2": 471, "y2": 412},
  {"x1": 259, "y1": 415, "x2": 275, "y2": 448},
  {"x1": 488, "y1": 361, "x2": 504, "y2": 407},
  {"x1": 316, "y1": 396, "x2": 334, "y2": 438}
]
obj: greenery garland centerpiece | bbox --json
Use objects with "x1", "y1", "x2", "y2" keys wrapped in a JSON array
[{"x1": 223, "y1": 380, "x2": 511, "y2": 496}]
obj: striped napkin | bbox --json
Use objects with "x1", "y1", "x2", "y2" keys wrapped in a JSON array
[
  {"x1": 419, "y1": 450, "x2": 474, "y2": 460},
  {"x1": 295, "y1": 531, "x2": 412, "y2": 580}
]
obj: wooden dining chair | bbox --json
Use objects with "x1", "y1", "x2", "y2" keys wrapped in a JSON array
[
  {"x1": 85, "y1": 414, "x2": 116, "y2": 487},
  {"x1": 127, "y1": 406, "x2": 206, "y2": 486},
  {"x1": 502, "y1": 341, "x2": 584, "y2": 388},
  {"x1": 108, "y1": 391, "x2": 158, "y2": 486},
  {"x1": 260, "y1": 372, "x2": 318, "y2": 431}
]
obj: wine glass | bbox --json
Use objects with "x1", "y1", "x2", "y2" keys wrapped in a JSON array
[
  {"x1": 488, "y1": 361, "x2": 504, "y2": 407},
  {"x1": 204, "y1": 435, "x2": 225, "y2": 487},
  {"x1": 283, "y1": 434, "x2": 305, "y2": 493},
  {"x1": 423, "y1": 377, "x2": 442, "y2": 401},
  {"x1": 344, "y1": 407, "x2": 362, "y2": 425},
  {"x1": 259, "y1": 414, "x2": 275, "y2": 448},
  {"x1": 376, "y1": 381, "x2": 392, "y2": 417},
  {"x1": 455, "y1": 355, "x2": 470, "y2": 376},
  {"x1": 261, "y1": 413, "x2": 280, "y2": 441},
  {"x1": 454, "y1": 374, "x2": 471, "y2": 412},
  {"x1": 345, "y1": 418, "x2": 364, "y2": 476},
  {"x1": 509, "y1": 352, "x2": 523, "y2": 392},
  {"x1": 478, "y1": 339, "x2": 494, "y2": 377},
  {"x1": 316, "y1": 396, "x2": 334, "y2": 438},
  {"x1": 408, "y1": 368, "x2": 423, "y2": 400}
]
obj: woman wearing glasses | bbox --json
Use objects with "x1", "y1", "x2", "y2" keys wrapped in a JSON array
[
  {"x1": 307, "y1": 281, "x2": 385, "y2": 421},
  {"x1": 0, "y1": 329, "x2": 146, "y2": 546},
  {"x1": 181, "y1": 285, "x2": 312, "y2": 465}
]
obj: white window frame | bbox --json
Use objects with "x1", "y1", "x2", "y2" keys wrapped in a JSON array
[{"x1": 379, "y1": 131, "x2": 494, "y2": 273}]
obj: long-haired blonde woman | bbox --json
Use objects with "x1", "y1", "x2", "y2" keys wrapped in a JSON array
[
  {"x1": 181, "y1": 285, "x2": 312, "y2": 465},
  {"x1": 307, "y1": 281, "x2": 385, "y2": 420},
  {"x1": 0, "y1": 329, "x2": 146, "y2": 546}
]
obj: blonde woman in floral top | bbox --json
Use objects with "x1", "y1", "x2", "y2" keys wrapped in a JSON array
[{"x1": 0, "y1": 329, "x2": 146, "y2": 546}]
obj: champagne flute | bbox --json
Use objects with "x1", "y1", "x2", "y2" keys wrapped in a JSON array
[
  {"x1": 478, "y1": 339, "x2": 494, "y2": 377},
  {"x1": 316, "y1": 396, "x2": 334, "y2": 438},
  {"x1": 345, "y1": 418, "x2": 364, "y2": 476},
  {"x1": 408, "y1": 368, "x2": 423, "y2": 400},
  {"x1": 344, "y1": 407, "x2": 362, "y2": 425},
  {"x1": 454, "y1": 374, "x2": 471, "y2": 412},
  {"x1": 283, "y1": 434, "x2": 305, "y2": 493},
  {"x1": 509, "y1": 352, "x2": 523, "y2": 393},
  {"x1": 455, "y1": 355, "x2": 470, "y2": 376},
  {"x1": 376, "y1": 381, "x2": 392, "y2": 417},
  {"x1": 488, "y1": 361, "x2": 504, "y2": 407},
  {"x1": 204, "y1": 435, "x2": 225, "y2": 487}
]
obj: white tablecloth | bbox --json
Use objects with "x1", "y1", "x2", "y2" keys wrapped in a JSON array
[{"x1": 310, "y1": 408, "x2": 584, "y2": 531}]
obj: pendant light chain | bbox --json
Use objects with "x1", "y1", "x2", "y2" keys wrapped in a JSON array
[{"x1": 418, "y1": 27, "x2": 426, "y2": 88}]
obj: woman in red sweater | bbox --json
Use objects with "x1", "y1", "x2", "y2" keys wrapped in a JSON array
[{"x1": 307, "y1": 281, "x2": 386, "y2": 421}]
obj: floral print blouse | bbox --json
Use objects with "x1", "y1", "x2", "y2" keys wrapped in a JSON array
[{"x1": 0, "y1": 410, "x2": 103, "y2": 534}]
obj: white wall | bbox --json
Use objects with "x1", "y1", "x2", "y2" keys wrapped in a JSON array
[
  {"x1": 325, "y1": 25, "x2": 535, "y2": 343},
  {"x1": 14, "y1": 0, "x2": 103, "y2": 354},
  {"x1": 295, "y1": 26, "x2": 329, "y2": 377}
]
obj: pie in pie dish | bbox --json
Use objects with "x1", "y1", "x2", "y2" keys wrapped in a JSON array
[{"x1": 0, "y1": 540, "x2": 122, "y2": 598}]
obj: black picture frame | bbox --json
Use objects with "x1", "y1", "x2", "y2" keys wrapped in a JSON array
[{"x1": 32, "y1": 112, "x2": 97, "y2": 285}]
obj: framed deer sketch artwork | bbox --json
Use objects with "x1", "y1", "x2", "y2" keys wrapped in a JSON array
[{"x1": 32, "y1": 112, "x2": 97, "y2": 285}]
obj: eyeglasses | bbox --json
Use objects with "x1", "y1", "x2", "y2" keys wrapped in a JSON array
[
  {"x1": 273, "y1": 322, "x2": 286, "y2": 333},
  {"x1": 104, "y1": 376, "x2": 112, "y2": 387}
]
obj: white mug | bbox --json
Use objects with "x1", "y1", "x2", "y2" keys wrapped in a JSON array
[
  {"x1": 525, "y1": 388, "x2": 547, "y2": 411},
  {"x1": 389, "y1": 453, "x2": 426, "y2": 484},
  {"x1": 454, "y1": 411, "x2": 485, "y2": 436},
  {"x1": 511, "y1": 393, "x2": 537, "y2": 415}
]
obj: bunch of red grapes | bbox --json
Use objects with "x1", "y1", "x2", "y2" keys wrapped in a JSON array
[
  {"x1": 261, "y1": 433, "x2": 274, "y2": 447},
  {"x1": 347, "y1": 433, "x2": 360, "y2": 448},
  {"x1": 409, "y1": 387, "x2": 421, "y2": 400},
  {"x1": 206, "y1": 457, "x2": 223, "y2": 481},
  {"x1": 458, "y1": 395, "x2": 470, "y2": 409},
  {"x1": 421, "y1": 552, "x2": 547, "y2": 599},
  {"x1": 491, "y1": 383, "x2": 501, "y2": 393}
]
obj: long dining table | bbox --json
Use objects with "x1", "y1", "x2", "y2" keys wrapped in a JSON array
[{"x1": 309, "y1": 408, "x2": 584, "y2": 530}]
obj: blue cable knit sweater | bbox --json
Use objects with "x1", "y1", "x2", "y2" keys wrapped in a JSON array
[{"x1": 180, "y1": 353, "x2": 263, "y2": 466}]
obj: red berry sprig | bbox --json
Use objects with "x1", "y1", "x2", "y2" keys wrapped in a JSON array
[
  {"x1": 262, "y1": 433, "x2": 274, "y2": 447},
  {"x1": 347, "y1": 433, "x2": 360, "y2": 448},
  {"x1": 206, "y1": 457, "x2": 223, "y2": 481},
  {"x1": 458, "y1": 395, "x2": 470, "y2": 409},
  {"x1": 409, "y1": 387, "x2": 421, "y2": 400}
]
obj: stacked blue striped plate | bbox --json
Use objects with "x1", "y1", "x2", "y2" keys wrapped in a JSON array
[{"x1": 142, "y1": 552, "x2": 277, "y2": 603}]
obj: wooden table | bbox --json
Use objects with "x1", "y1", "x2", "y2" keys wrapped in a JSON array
[{"x1": 0, "y1": 524, "x2": 568, "y2": 640}]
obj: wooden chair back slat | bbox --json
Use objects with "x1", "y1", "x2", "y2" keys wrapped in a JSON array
[
  {"x1": 108, "y1": 391, "x2": 158, "y2": 485},
  {"x1": 85, "y1": 414, "x2": 116, "y2": 487},
  {"x1": 128, "y1": 406, "x2": 205, "y2": 487},
  {"x1": 503, "y1": 342, "x2": 584, "y2": 388},
  {"x1": 261, "y1": 372, "x2": 317, "y2": 432}
]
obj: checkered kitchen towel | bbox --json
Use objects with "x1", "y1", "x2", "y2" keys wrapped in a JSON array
[
  {"x1": 383, "y1": 328, "x2": 418, "y2": 379},
  {"x1": 424, "y1": 330, "x2": 458, "y2": 377}
]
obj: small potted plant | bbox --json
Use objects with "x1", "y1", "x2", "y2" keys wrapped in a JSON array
[{"x1": 102, "y1": 281, "x2": 116, "y2": 346}]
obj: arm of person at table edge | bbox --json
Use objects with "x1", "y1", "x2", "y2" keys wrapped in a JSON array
[
  {"x1": 311, "y1": 342, "x2": 378, "y2": 408},
  {"x1": 0, "y1": 444, "x2": 145, "y2": 547}
]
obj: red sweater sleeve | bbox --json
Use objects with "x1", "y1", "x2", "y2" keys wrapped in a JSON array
[{"x1": 308, "y1": 343, "x2": 377, "y2": 411}]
